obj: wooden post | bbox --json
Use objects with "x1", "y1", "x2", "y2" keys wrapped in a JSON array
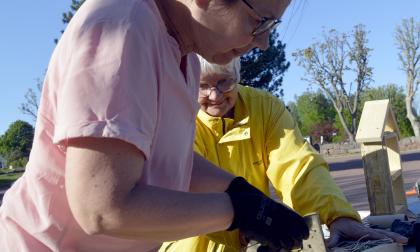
[
  {"x1": 360, "y1": 143, "x2": 395, "y2": 215},
  {"x1": 356, "y1": 99, "x2": 407, "y2": 215}
]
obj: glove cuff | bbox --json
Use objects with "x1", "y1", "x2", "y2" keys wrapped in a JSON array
[{"x1": 225, "y1": 177, "x2": 257, "y2": 231}]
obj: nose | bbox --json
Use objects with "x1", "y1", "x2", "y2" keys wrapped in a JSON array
[
  {"x1": 253, "y1": 31, "x2": 270, "y2": 50},
  {"x1": 208, "y1": 88, "x2": 223, "y2": 101}
]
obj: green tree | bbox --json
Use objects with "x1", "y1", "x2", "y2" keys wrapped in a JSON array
[
  {"x1": 286, "y1": 101, "x2": 301, "y2": 129},
  {"x1": 295, "y1": 91, "x2": 335, "y2": 137},
  {"x1": 62, "y1": 0, "x2": 86, "y2": 24},
  {"x1": 55, "y1": 0, "x2": 86, "y2": 43},
  {"x1": 361, "y1": 84, "x2": 414, "y2": 137},
  {"x1": 293, "y1": 25, "x2": 373, "y2": 142},
  {"x1": 0, "y1": 121, "x2": 35, "y2": 168},
  {"x1": 240, "y1": 31, "x2": 290, "y2": 97}
]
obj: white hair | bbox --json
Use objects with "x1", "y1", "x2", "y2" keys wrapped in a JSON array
[{"x1": 197, "y1": 55, "x2": 241, "y2": 83}]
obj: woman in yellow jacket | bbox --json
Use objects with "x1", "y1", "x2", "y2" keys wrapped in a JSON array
[{"x1": 160, "y1": 57, "x2": 407, "y2": 252}]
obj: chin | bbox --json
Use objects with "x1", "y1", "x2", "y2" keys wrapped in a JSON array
[
  {"x1": 207, "y1": 109, "x2": 226, "y2": 117},
  {"x1": 210, "y1": 53, "x2": 236, "y2": 65}
]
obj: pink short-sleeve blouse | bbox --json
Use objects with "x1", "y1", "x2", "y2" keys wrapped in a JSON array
[{"x1": 0, "y1": 0, "x2": 200, "y2": 251}]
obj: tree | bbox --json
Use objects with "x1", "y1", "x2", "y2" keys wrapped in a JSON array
[
  {"x1": 0, "y1": 121, "x2": 35, "y2": 168},
  {"x1": 19, "y1": 78, "x2": 42, "y2": 122},
  {"x1": 310, "y1": 122, "x2": 338, "y2": 143},
  {"x1": 240, "y1": 31, "x2": 290, "y2": 97},
  {"x1": 286, "y1": 101, "x2": 301, "y2": 129},
  {"x1": 55, "y1": 0, "x2": 86, "y2": 43},
  {"x1": 294, "y1": 91, "x2": 336, "y2": 138},
  {"x1": 362, "y1": 84, "x2": 414, "y2": 137},
  {"x1": 62, "y1": 0, "x2": 86, "y2": 24},
  {"x1": 395, "y1": 17, "x2": 420, "y2": 137},
  {"x1": 293, "y1": 25, "x2": 373, "y2": 142}
]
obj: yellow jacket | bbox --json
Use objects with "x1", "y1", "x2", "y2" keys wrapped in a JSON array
[{"x1": 160, "y1": 85, "x2": 360, "y2": 252}]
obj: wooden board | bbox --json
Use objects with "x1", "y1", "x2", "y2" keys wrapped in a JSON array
[
  {"x1": 360, "y1": 143, "x2": 395, "y2": 215},
  {"x1": 356, "y1": 99, "x2": 400, "y2": 143}
]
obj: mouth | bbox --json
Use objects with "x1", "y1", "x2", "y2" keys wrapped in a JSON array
[
  {"x1": 209, "y1": 103, "x2": 223, "y2": 106},
  {"x1": 208, "y1": 102, "x2": 224, "y2": 107}
]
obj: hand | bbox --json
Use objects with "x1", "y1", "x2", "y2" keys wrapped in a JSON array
[
  {"x1": 225, "y1": 177, "x2": 309, "y2": 250},
  {"x1": 239, "y1": 231, "x2": 249, "y2": 248},
  {"x1": 327, "y1": 217, "x2": 408, "y2": 248}
]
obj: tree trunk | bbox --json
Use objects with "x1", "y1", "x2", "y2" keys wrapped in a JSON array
[
  {"x1": 351, "y1": 113, "x2": 357, "y2": 137},
  {"x1": 337, "y1": 111, "x2": 356, "y2": 142},
  {"x1": 406, "y1": 96, "x2": 420, "y2": 137}
]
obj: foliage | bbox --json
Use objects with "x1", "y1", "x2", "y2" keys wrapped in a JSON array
[
  {"x1": 395, "y1": 17, "x2": 420, "y2": 136},
  {"x1": 240, "y1": 31, "x2": 290, "y2": 97},
  {"x1": 291, "y1": 85, "x2": 412, "y2": 142},
  {"x1": 332, "y1": 110, "x2": 352, "y2": 142},
  {"x1": 293, "y1": 25, "x2": 373, "y2": 142},
  {"x1": 310, "y1": 122, "x2": 338, "y2": 143},
  {"x1": 295, "y1": 91, "x2": 335, "y2": 136},
  {"x1": 55, "y1": 0, "x2": 86, "y2": 43},
  {"x1": 62, "y1": 0, "x2": 86, "y2": 24},
  {"x1": 0, "y1": 121, "x2": 34, "y2": 168},
  {"x1": 286, "y1": 101, "x2": 301, "y2": 129}
]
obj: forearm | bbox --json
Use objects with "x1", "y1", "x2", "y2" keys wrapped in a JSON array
[
  {"x1": 65, "y1": 138, "x2": 234, "y2": 242},
  {"x1": 189, "y1": 152, "x2": 235, "y2": 193},
  {"x1": 96, "y1": 184, "x2": 234, "y2": 241}
]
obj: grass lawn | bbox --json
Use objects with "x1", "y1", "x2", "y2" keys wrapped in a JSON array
[{"x1": 0, "y1": 170, "x2": 24, "y2": 188}]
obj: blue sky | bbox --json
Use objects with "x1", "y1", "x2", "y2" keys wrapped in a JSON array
[
  {"x1": 0, "y1": 0, "x2": 419, "y2": 135},
  {"x1": 280, "y1": 0, "x2": 420, "y2": 105}
]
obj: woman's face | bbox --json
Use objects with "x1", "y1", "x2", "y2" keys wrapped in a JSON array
[
  {"x1": 193, "y1": 0, "x2": 291, "y2": 64},
  {"x1": 198, "y1": 72, "x2": 239, "y2": 117}
]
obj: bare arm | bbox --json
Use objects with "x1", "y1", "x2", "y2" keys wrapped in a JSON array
[
  {"x1": 65, "y1": 137, "x2": 234, "y2": 242},
  {"x1": 189, "y1": 152, "x2": 235, "y2": 193}
]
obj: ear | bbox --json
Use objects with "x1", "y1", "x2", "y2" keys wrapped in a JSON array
[{"x1": 194, "y1": 0, "x2": 211, "y2": 9}]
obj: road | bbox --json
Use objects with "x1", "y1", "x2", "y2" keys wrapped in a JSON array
[{"x1": 327, "y1": 149, "x2": 420, "y2": 211}]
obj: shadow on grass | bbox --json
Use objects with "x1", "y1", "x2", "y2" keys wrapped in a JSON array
[{"x1": 0, "y1": 171, "x2": 23, "y2": 188}]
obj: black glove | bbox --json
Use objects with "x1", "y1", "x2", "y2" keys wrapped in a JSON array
[{"x1": 225, "y1": 177, "x2": 309, "y2": 251}]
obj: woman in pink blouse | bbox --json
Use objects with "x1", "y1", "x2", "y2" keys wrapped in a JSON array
[{"x1": 0, "y1": 0, "x2": 312, "y2": 251}]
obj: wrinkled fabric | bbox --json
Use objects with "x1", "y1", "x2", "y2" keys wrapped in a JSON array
[
  {"x1": 0, "y1": 0, "x2": 200, "y2": 251},
  {"x1": 161, "y1": 85, "x2": 360, "y2": 252}
]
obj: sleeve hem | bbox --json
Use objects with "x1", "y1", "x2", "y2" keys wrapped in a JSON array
[{"x1": 53, "y1": 120, "x2": 152, "y2": 159}]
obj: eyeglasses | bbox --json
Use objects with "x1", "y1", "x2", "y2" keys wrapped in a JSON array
[
  {"x1": 199, "y1": 78, "x2": 236, "y2": 96},
  {"x1": 241, "y1": 0, "x2": 281, "y2": 36}
]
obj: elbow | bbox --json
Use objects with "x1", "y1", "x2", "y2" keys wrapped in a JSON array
[
  {"x1": 67, "y1": 190, "x2": 128, "y2": 236},
  {"x1": 74, "y1": 211, "x2": 107, "y2": 236},
  {"x1": 67, "y1": 191, "x2": 126, "y2": 236},
  {"x1": 69, "y1": 202, "x2": 121, "y2": 236}
]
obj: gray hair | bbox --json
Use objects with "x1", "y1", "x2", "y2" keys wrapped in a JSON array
[{"x1": 197, "y1": 55, "x2": 241, "y2": 83}]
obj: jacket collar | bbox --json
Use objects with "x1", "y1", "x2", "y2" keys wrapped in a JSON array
[{"x1": 197, "y1": 85, "x2": 250, "y2": 142}]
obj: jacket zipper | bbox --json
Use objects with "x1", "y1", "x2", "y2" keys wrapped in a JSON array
[{"x1": 222, "y1": 118, "x2": 226, "y2": 135}]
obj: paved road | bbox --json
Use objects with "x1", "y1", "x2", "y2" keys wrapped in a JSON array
[{"x1": 327, "y1": 149, "x2": 420, "y2": 211}]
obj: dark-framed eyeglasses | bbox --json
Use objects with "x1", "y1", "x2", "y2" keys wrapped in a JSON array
[
  {"x1": 199, "y1": 78, "x2": 236, "y2": 96},
  {"x1": 241, "y1": 0, "x2": 281, "y2": 36}
]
